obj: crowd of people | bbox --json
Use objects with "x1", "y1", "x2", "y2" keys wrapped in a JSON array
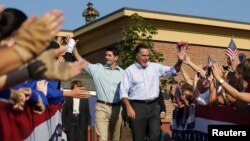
[
  {"x1": 0, "y1": 3, "x2": 250, "y2": 141},
  {"x1": 0, "y1": 5, "x2": 90, "y2": 141}
]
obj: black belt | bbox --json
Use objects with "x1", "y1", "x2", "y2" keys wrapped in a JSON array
[
  {"x1": 131, "y1": 98, "x2": 158, "y2": 105},
  {"x1": 97, "y1": 100, "x2": 121, "y2": 106}
]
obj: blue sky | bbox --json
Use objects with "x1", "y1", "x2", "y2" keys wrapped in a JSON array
[{"x1": 1, "y1": 0, "x2": 250, "y2": 30}]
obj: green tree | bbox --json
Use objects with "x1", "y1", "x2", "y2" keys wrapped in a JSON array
[{"x1": 119, "y1": 13, "x2": 164, "y2": 69}]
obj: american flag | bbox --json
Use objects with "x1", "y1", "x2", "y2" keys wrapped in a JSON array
[
  {"x1": 206, "y1": 56, "x2": 213, "y2": 77},
  {"x1": 207, "y1": 56, "x2": 213, "y2": 67},
  {"x1": 174, "y1": 85, "x2": 183, "y2": 106},
  {"x1": 225, "y1": 39, "x2": 238, "y2": 58}
]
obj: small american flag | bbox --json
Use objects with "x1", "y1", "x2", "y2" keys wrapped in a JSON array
[
  {"x1": 206, "y1": 56, "x2": 213, "y2": 77},
  {"x1": 207, "y1": 56, "x2": 213, "y2": 67},
  {"x1": 225, "y1": 39, "x2": 238, "y2": 58},
  {"x1": 174, "y1": 85, "x2": 183, "y2": 106}
]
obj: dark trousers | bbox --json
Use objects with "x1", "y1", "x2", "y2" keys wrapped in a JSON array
[
  {"x1": 129, "y1": 102, "x2": 161, "y2": 141},
  {"x1": 66, "y1": 126, "x2": 86, "y2": 141}
]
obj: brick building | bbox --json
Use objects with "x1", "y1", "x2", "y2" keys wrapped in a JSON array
[{"x1": 58, "y1": 8, "x2": 250, "y2": 140}]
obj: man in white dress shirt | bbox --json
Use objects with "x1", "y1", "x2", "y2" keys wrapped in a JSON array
[{"x1": 120, "y1": 44, "x2": 186, "y2": 141}]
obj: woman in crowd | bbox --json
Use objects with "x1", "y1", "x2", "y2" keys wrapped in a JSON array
[
  {"x1": 212, "y1": 59, "x2": 250, "y2": 102},
  {"x1": 62, "y1": 80, "x2": 90, "y2": 141}
]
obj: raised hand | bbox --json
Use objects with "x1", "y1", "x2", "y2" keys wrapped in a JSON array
[
  {"x1": 70, "y1": 87, "x2": 91, "y2": 98},
  {"x1": 36, "y1": 80, "x2": 48, "y2": 96},
  {"x1": 177, "y1": 46, "x2": 187, "y2": 62},
  {"x1": 183, "y1": 54, "x2": 192, "y2": 65},
  {"x1": 33, "y1": 48, "x2": 84, "y2": 81},
  {"x1": 11, "y1": 88, "x2": 32, "y2": 111},
  {"x1": 211, "y1": 62, "x2": 223, "y2": 81},
  {"x1": 14, "y1": 9, "x2": 64, "y2": 63}
]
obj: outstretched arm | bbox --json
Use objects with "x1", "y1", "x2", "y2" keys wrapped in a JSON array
[
  {"x1": 174, "y1": 46, "x2": 186, "y2": 73},
  {"x1": 183, "y1": 54, "x2": 206, "y2": 77},
  {"x1": 208, "y1": 76, "x2": 218, "y2": 105},
  {"x1": 0, "y1": 9, "x2": 64, "y2": 75},
  {"x1": 181, "y1": 67, "x2": 193, "y2": 86},
  {"x1": 66, "y1": 35, "x2": 88, "y2": 63},
  {"x1": 212, "y1": 63, "x2": 250, "y2": 102},
  {"x1": 0, "y1": 47, "x2": 23, "y2": 75}
]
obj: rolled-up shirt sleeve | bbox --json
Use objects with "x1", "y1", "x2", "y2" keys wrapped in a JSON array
[
  {"x1": 158, "y1": 64, "x2": 177, "y2": 77},
  {"x1": 120, "y1": 71, "x2": 131, "y2": 99}
]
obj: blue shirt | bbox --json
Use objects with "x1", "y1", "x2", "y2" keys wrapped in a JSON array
[
  {"x1": 28, "y1": 78, "x2": 64, "y2": 105},
  {"x1": 13, "y1": 82, "x2": 40, "y2": 105},
  {"x1": 120, "y1": 62, "x2": 176, "y2": 100},
  {"x1": 0, "y1": 82, "x2": 48, "y2": 106},
  {"x1": 85, "y1": 63, "x2": 124, "y2": 103}
]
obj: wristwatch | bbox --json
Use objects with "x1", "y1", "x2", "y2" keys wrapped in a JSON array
[{"x1": 219, "y1": 79, "x2": 224, "y2": 84}]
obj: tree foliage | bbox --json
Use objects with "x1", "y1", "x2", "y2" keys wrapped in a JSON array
[{"x1": 119, "y1": 13, "x2": 164, "y2": 69}]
